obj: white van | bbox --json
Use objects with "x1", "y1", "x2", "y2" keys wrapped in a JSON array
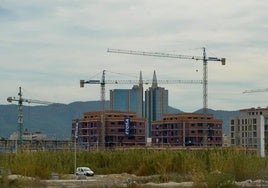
[{"x1": 76, "y1": 167, "x2": 94, "y2": 176}]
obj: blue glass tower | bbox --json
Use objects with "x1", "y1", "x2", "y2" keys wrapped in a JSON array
[
  {"x1": 145, "y1": 71, "x2": 168, "y2": 137},
  {"x1": 110, "y1": 72, "x2": 143, "y2": 117}
]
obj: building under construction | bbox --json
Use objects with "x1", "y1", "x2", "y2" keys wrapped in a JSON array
[
  {"x1": 78, "y1": 69, "x2": 223, "y2": 148},
  {"x1": 71, "y1": 110, "x2": 146, "y2": 149},
  {"x1": 151, "y1": 113, "x2": 223, "y2": 147}
]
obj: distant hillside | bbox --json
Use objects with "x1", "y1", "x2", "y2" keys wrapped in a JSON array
[
  {"x1": 0, "y1": 101, "x2": 104, "y2": 139},
  {"x1": 0, "y1": 101, "x2": 237, "y2": 139}
]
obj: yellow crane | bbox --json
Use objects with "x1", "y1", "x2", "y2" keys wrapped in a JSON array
[
  {"x1": 7, "y1": 87, "x2": 54, "y2": 146},
  {"x1": 80, "y1": 70, "x2": 202, "y2": 149}
]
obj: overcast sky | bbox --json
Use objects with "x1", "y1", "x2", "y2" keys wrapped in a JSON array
[{"x1": 0, "y1": 0, "x2": 267, "y2": 112}]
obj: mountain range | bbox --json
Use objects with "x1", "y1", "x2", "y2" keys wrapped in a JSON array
[{"x1": 0, "y1": 101, "x2": 239, "y2": 139}]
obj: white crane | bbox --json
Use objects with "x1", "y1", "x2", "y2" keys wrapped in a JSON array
[
  {"x1": 7, "y1": 87, "x2": 54, "y2": 146},
  {"x1": 107, "y1": 48, "x2": 226, "y2": 146},
  {"x1": 107, "y1": 48, "x2": 226, "y2": 115}
]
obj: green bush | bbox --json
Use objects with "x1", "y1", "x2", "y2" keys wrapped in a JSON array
[{"x1": 204, "y1": 171, "x2": 237, "y2": 188}]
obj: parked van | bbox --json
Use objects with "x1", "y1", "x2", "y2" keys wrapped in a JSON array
[{"x1": 76, "y1": 167, "x2": 94, "y2": 176}]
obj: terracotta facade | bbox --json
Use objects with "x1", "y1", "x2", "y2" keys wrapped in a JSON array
[
  {"x1": 72, "y1": 110, "x2": 146, "y2": 149},
  {"x1": 151, "y1": 113, "x2": 223, "y2": 146}
]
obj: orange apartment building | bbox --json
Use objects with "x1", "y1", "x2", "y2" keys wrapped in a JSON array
[
  {"x1": 71, "y1": 110, "x2": 146, "y2": 149},
  {"x1": 151, "y1": 113, "x2": 223, "y2": 147}
]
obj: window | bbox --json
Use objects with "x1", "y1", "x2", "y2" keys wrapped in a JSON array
[
  {"x1": 253, "y1": 118, "x2": 257, "y2": 124},
  {"x1": 253, "y1": 132, "x2": 257, "y2": 137},
  {"x1": 253, "y1": 125, "x2": 257, "y2": 131}
]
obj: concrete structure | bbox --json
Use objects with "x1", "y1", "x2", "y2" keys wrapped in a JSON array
[
  {"x1": 151, "y1": 113, "x2": 223, "y2": 146},
  {"x1": 230, "y1": 107, "x2": 268, "y2": 157},
  {"x1": 222, "y1": 134, "x2": 231, "y2": 147},
  {"x1": 110, "y1": 72, "x2": 143, "y2": 117},
  {"x1": 10, "y1": 131, "x2": 47, "y2": 141},
  {"x1": 71, "y1": 110, "x2": 146, "y2": 149},
  {"x1": 145, "y1": 71, "x2": 168, "y2": 137}
]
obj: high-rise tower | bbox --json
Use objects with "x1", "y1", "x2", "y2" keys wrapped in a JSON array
[
  {"x1": 145, "y1": 71, "x2": 168, "y2": 137},
  {"x1": 110, "y1": 71, "x2": 143, "y2": 117}
]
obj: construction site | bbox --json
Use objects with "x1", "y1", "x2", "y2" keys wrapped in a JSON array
[{"x1": 0, "y1": 48, "x2": 230, "y2": 152}]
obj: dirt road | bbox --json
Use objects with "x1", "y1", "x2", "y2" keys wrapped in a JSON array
[{"x1": 41, "y1": 173, "x2": 194, "y2": 187}]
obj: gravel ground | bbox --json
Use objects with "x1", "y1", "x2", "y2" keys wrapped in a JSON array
[{"x1": 7, "y1": 173, "x2": 268, "y2": 187}]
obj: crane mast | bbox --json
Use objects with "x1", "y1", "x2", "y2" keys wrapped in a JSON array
[
  {"x1": 107, "y1": 48, "x2": 226, "y2": 146},
  {"x1": 101, "y1": 70, "x2": 105, "y2": 150},
  {"x1": 7, "y1": 87, "x2": 53, "y2": 146}
]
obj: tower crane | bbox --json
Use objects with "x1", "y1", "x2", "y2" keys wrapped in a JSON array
[
  {"x1": 243, "y1": 88, "x2": 268, "y2": 94},
  {"x1": 80, "y1": 70, "x2": 202, "y2": 149},
  {"x1": 107, "y1": 48, "x2": 226, "y2": 146},
  {"x1": 107, "y1": 48, "x2": 226, "y2": 115},
  {"x1": 7, "y1": 87, "x2": 54, "y2": 146}
]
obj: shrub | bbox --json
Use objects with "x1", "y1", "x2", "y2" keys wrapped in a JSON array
[{"x1": 0, "y1": 147, "x2": 267, "y2": 184}]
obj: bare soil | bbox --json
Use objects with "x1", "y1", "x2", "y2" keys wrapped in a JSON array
[
  {"x1": 7, "y1": 173, "x2": 268, "y2": 187},
  {"x1": 41, "y1": 173, "x2": 193, "y2": 187}
]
